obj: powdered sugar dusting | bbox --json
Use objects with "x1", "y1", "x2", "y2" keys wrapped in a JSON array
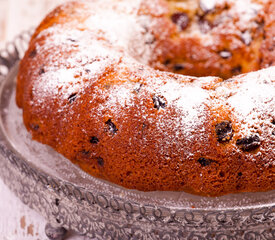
[
  {"x1": 156, "y1": 79, "x2": 210, "y2": 136},
  {"x1": 30, "y1": 0, "x2": 158, "y2": 103},
  {"x1": 216, "y1": 67, "x2": 275, "y2": 146},
  {"x1": 83, "y1": 0, "x2": 154, "y2": 64},
  {"x1": 233, "y1": 0, "x2": 264, "y2": 24},
  {"x1": 21, "y1": 0, "x2": 275, "y2": 173},
  {"x1": 32, "y1": 28, "x2": 124, "y2": 102}
]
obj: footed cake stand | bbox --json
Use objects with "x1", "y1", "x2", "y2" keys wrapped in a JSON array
[{"x1": 0, "y1": 32, "x2": 274, "y2": 240}]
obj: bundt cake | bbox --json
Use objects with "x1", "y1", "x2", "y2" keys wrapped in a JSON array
[{"x1": 16, "y1": 0, "x2": 275, "y2": 196}]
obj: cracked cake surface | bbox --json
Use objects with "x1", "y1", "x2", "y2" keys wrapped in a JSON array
[{"x1": 16, "y1": 0, "x2": 275, "y2": 196}]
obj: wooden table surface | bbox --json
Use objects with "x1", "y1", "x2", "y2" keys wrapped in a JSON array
[{"x1": 0, "y1": 0, "x2": 92, "y2": 239}]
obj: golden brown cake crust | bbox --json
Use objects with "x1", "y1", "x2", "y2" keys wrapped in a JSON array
[{"x1": 16, "y1": 0, "x2": 275, "y2": 196}]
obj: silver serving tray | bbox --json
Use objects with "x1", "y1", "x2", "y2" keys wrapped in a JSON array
[{"x1": 0, "y1": 32, "x2": 274, "y2": 240}]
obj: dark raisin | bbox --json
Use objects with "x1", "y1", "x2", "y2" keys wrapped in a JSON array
[
  {"x1": 171, "y1": 13, "x2": 189, "y2": 31},
  {"x1": 268, "y1": 45, "x2": 274, "y2": 51},
  {"x1": 199, "y1": 19, "x2": 213, "y2": 33},
  {"x1": 126, "y1": 171, "x2": 132, "y2": 176},
  {"x1": 55, "y1": 198, "x2": 60, "y2": 206},
  {"x1": 173, "y1": 64, "x2": 185, "y2": 71},
  {"x1": 29, "y1": 49, "x2": 37, "y2": 58},
  {"x1": 215, "y1": 121, "x2": 233, "y2": 142},
  {"x1": 219, "y1": 50, "x2": 232, "y2": 59},
  {"x1": 164, "y1": 59, "x2": 171, "y2": 65},
  {"x1": 85, "y1": 69, "x2": 91, "y2": 73},
  {"x1": 81, "y1": 150, "x2": 90, "y2": 156},
  {"x1": 30, "y1": 124, "x2": 39, "y2": 131},
  {"x1": 142, "y1": 123, "x2": 148, "y2": 130},
  {"x1": 198, "y1": 157, "x2": 215, "y2": 167},
  {"x1": 105, "y1": 119, "x2": 118, "y2": 134},
  {"x1": 241, "y1": 31, "x2": 252, "y2": 46},
  {"x1": 271, "y1": 118, "x2": 275, "y2": 125},
  {"x1": 140, "y1": 123, "x2": 148, "y2": 136},
  {"x1": 97, "y1": 157, "x2": 104, "y2": 166},
  {"x1": 39, "y1": 67, "x2": 45, "y2": 75},
  {"x1": 231, "y1": 65, "x2": 242, "y2": 75},
  {"x1": 152, "y1": 95, "x2": 166, "y2": 110},
  {"x1": 236, "y1": 135, "x2": 261, "y2": 151},
  {"x1": 68, "y1": 93, "x2": 77, "y2": 103},
  {"x1": 134, "y1": 83, "x2": 143, "y2": 93},
  {"x1": 142, "y1": 25, "x2": 149, "y2": 33},
  {"x1": 67, "y1": 38, "x2": 77, "y2": 42},
  {"x1": 256, "y1": 18, "x2": 265, "y2": 32},
  {"x1": 90, "y1": 136, "x2": 99, "y2": 144},
  {"x1": 238, "y1": 172, "x2": 243, "y2": 177}
]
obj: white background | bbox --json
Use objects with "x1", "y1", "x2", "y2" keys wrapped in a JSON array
[{"x1": 0, "y1": 0, "x2": 92, "y2": 239}]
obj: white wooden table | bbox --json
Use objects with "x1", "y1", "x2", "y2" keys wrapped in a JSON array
[
  {"x1": 0, "y1": 178, "x2": 92, "y2": 240},
  {"x1": 0, "y1": 1, "x2": 92, "y2": 239},
  {"x1": 0, "y1": 0, "x2": 65, "y2": 48}
]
